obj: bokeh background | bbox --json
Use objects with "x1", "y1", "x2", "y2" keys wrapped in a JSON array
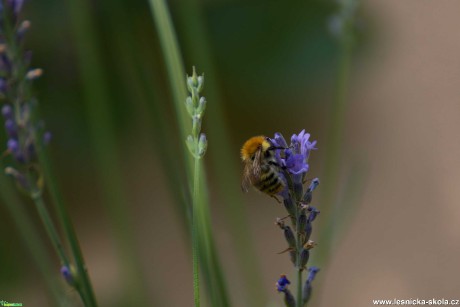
[{"x1": 1, "y1": 0, "x2": 460, "y2": 306}]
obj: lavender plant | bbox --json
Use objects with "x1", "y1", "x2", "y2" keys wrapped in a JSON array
[
  {"x1": 185, "y1": 67, "x2": 207, "y2": 307},
  {"x1": 150, "y1": 0, "x2": 230, "y2": 304},
  {"x1": 269, "y1": 130, "x2": 321, "y2": 307},
  {"x1": 0, "y1": 1, "x2": 97, "y2": 306}
]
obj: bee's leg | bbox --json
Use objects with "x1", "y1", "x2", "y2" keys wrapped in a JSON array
[
  {"x1": 279, "y1": 214, "x2": 291, "y2": 221},
  {"x1": 277, "y1": 247, "x2": 294, "y2": 254},
  {"x1": 271, "y1": 194, "x2": 282, "y2": 204}
]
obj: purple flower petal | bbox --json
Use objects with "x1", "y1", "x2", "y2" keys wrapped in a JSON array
[
  {"x1": 1, "y1": 104, "x2": 13, "y2": 119},
  {"x1": 7, "y1": 138, "x2": 19, "y2": 153},
  {"x1": 274, "y1": 132, "x2": 288, "y2": 148},
  {"x1": 286, "y1": 154, "x2": 309, "y2": 175}
]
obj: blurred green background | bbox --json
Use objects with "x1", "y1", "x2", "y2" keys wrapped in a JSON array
[{"x1": 2, "y1": 0, "x2": 460, "y2": 306}]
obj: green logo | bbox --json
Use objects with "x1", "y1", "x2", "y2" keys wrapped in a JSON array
[{"x1": 0, "y1": 300, "x2": 23, "y2": 306}]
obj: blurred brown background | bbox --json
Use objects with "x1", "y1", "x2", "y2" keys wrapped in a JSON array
[
  {"x1": 1, "y1": 0, "x2": 460, "y2": 306},
  {"x1": 321, "y1": 0, "x2": 460, "y2": 305}
]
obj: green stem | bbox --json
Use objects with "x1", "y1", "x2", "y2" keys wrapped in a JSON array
[
  {"x1": 174, "y1": 2, "x2": 266, "y2": 303},
  {"x1": 193, "y1": 155, "x2": 201, "y2": 307},
  {"x1": 32, "y1": 191, "x2": 90, "y2": 306},
  {"x1": 38, "y1": 148, "x2": 98, "y2": 307},
  {"x1": 317, "y1": 13, "x2": 354, "y2": 269},
  {"x1": 295, "y1": 204, "x2": 303, "y2": 307},
  {"x1": 64, "y1": 0, "x2": 150, "y2": 304},
  {"x1": 148, "y1": 0, "x2": 190, "y2": 142},
  {"x1": 297, "y1": 267, "x2": 302, "y2": 307},
  {"x1": 0, "y1": 175, "x2": 64, "y2": 306},
  {"x1": 149, "y1": 1, "x2": 229, "y2": 306},
  {"x1": 31, "y1": 192, "x2": 70, "y2": 267}
]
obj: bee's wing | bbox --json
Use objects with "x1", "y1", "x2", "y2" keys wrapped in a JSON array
[
  {"x1": 241, "y1": 149, "x2": 263, "y2": 192},
  {"x1": 241, "y1": 164, "x2": 253, "y2": 193}
]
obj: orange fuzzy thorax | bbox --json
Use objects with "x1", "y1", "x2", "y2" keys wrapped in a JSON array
[{"x1": 241, "y1": 136, "x2": 271, "y2": 161}]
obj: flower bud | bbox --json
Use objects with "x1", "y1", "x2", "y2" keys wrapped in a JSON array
[
  {"x1": 196, "y1": 97, "x2": 206, "y2": 115},
  {"x1": 198, "y1": 133, "x2": 207, "y2": 157},
  {"x1": 297, "y1": 213, "x2": 306, "y2": 234},
  {"x1": 299, "y1": 248, "x2": 310, "y2": 269},
  {"x1": 283, "y1": 289, "x2": 296, "y2": 307},
  {"x1": 43, "y1": 131, "x2": 52, "y2": 145},
  {"x1": 303, "y1": 178, "x2": 320, "y2": 204},
  {"x1": 186, "y1": 135, "x2": 195, "y2": 155},
  {"x1": 5, "y1": 119, "x2": 17, "y2": 137},
  {"x1": 187, "y1": 67, "x2": 202, "y2": 93},
  {"x1": 196, "y1": 75, "x2": 204, "y2": 93},
  {"x1": 308, "y1": 206, "x2": 320, "y2": 223},
  {"x1": 60, "y1": 265, "x2": 78, "y2": 287},
  {"x1": 1, "y1": 104, "x2": 13, "y2": 119},
  {"x1": 283, "y1": 198, "x2": 296, "y2": 219},
  {"x1": 302, "y1": 267, "x2": 320, "y2": 305},
  {"x1": 309, "y1": 178, "x2": 320, "y2": 191},
  {"x1": 7, "y1": 138, "x2": 19, "y2": 153},
  {"x1": 289, "y1": 250, "x2": 297, "y2": 266},
  {"x1": 303, "y1": 190, "x2": 312, "y2": 204},
  {"x1": 283, "y1": 225, "x2": 296, "y2": 250},
  {"x1": 185, "y1": 96, "x2": 194, "y2": 116}
]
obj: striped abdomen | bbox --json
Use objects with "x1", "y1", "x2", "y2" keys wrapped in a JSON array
[{"x1": 254, "y1": 164, "x2": 285, "y2": 195}]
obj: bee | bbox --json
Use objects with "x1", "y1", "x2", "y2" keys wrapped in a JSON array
[{"x1": 241, "y1": 136, "x2": 286, "y2": 197}]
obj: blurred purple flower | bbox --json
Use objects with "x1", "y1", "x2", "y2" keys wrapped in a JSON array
[
  {"x1": 276, "y1": 274, "x2": 291, "y2": 292},
  {"x1": 0, "y1": 0, "x2": 49, "y2": 188}
]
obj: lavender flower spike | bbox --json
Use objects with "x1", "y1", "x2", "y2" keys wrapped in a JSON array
[
  {"x1": 263, "y1": 130, "x2": 321, "y2": 307},
  {"x1": 0, "y1": 1, "x2": 51, "y2": 191}
]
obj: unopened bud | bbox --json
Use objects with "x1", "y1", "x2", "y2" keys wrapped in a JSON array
[
  {"x1": 283, "y1": 289, "x2": 296, "y2": 307},
  {"x1": 1, "y1": 104, "x2": 13, "y2": 119},
  {"x1": 299, "y1": 248, "x2": 310, "y2": 269},
  {"x1": 196, "y1": 97, "x2": 206, "y2": 115},
  {"x1": 298, "y1": 213, "x2": 306, "y2": 234},
  {"x1": 186, "y1": 135, "x2": 195, "y2": 155},
  {"x1": 309, "y1": 178, "x2": 320, "y2": 191},
  {"x1": 185, "y1": 97, "x2": 194, "y2": 116},
  {"x1": 283, "y1": 198, "x2": 296, "y2": 220},
  {"x1": 283, "y1": 225, "x2": 296, "y2": 249},
  {"x1": 196, "y1": 75, "x2": 204, "y2": 93},
  {"x1": 289, "y1": 250, "x2": 297, "y2": 267},
  {"x1": 61, "y1": 265, "x2": 78, "y2": 287},
  {"x1": 198, "y1": 133, "x2": 207, "y2": 157}
]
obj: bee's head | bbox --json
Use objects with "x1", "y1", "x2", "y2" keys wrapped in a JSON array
[{"x1": 241, "y1": 136, "x2": 271, "y2": 162}]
